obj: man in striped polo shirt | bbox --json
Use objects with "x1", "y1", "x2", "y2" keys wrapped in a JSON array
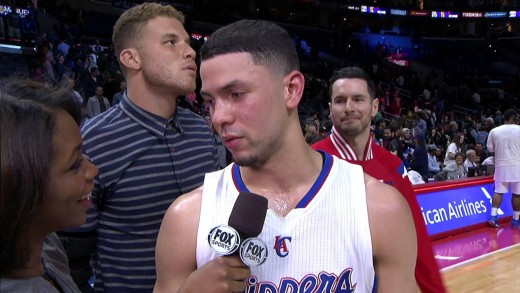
[{"x1": 60, "y1": 3, "x2": 219, "y2": 292}]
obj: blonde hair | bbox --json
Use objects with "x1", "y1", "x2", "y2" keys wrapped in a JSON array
[{"x1": 112, "y1": 3, "x2": 185, "y2": 61}]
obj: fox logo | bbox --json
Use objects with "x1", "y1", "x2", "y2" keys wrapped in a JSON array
[{"x1": 273, "y1": 236, "x2": 292, "y2": 257}]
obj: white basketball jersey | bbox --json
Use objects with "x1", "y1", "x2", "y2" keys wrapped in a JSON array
[{"x1": 196, "y1": 153, "x2": 375, "y2": 292}]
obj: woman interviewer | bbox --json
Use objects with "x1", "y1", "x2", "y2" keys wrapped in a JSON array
[{"x1": 0, "y1": 80, "x2": 98, "y2": 292}]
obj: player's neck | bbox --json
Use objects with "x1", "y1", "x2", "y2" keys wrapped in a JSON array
[
  {"x1": 126, "y1": 83, "x2": 178, "y2": 119},
  {"x1": 240, "y1": 147, "x2": 323, "y2": 215},
  {"x1": 342, "y1": 131, "x2": 371, "y2": 160}
]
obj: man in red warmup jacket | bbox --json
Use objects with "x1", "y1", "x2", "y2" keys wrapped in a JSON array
[{"x1": 312, "y1": 66, "x2": 446, "y2": 293}]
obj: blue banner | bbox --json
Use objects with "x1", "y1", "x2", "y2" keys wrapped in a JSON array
[{"x1": 416, "y1": 181, "x2": 513, "y2": 236}]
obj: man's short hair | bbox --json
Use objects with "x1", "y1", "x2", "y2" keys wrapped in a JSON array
[
  {"x1": 112, "y1": 3, "x2": 185, "y2": 62},
  {"x1": 328, "y1": 66, "x2": 376, "y2": 101},
  {"x1": 504, "y1": 109, "x2": 517, "y2": 122},
  {"x1": 200, "y1": 20, "x2": 300, "y2": 76}
]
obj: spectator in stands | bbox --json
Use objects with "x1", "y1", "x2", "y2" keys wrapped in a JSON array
[
  {"x1": 485, "y1": 116, "x2": 495, "y2": 131},
  {"x1": 428, "y1": 127, "x2": 444, "y2": 148},
  {"x1": 100, "y1": 70, "x2": 119, "y2": 101},
  {"x1": 464, "y1": 149, "x2": 479, "y2": 169},
  {"x1": 444, "y1": 133, "x2": 464, "y2": 167},
  {"x1": 78, "y1": 37, "x2": 91, "y2": 58},
  {"x1": 304, "y1": 123, "x2": 321, "y2": 145},
  {"x1": 82, "y1": 66, "x2": 102, "y2": 100},
  {"x1": 422, "y1": 87, "x2": 431, "y2": 101},
  {"x1": 476, "y1": 125, "x2": 489, "y2": 150},
  {"x1": 374, "y1": 119, "x2": 385, "y2": 142},
  {"x1": 415, "y1": 110, "x2": 427, "y2": 135},
  {"x1": 312, "y1": 66, "x2": 444, "y2": 292},
  {"x1": 104, "y1": 55, "x2": 121, "y2": 78},
  {"x1": 92, "y1": 38, "x2": 104, "y2": 54},
  {"x1": 380, "y1": 90, "x2": 390, "y2": 109},
  {"x1": 64, "y1": 78, "x2": 85, "y2": 118},
  {"x1": 494, "y1": 110, "x2": 502, "y2": 126},
  {"x1": 111, "y1": 80, "x2": 126, "y2": 106},
  {"x1": 86, "y1": 86, "x2": 110, "y2": 118},
  {"x1": 487, "y1": 109, "x2": 520, "y2": 228},
  {"x1": 446, "y1": 120, "x2": 459, "y2": 139},
  {"x1": 472, "y1": 89, "x2": 480, "y2": 110},
  {"x1": 427, "y1": 145, "x2": 441, "y2": 176},
  {"x1": 389, "y1": 89, "x2": 401, "y2": 116},
  {"x1": 54, "y1": 53, "x2": 68, "y2": 81},
  {"x1": 83, "y1": 55, "x2": 97, "y2": 73},
  {"x1": 425, "y1": 109, "x2": 436, "y2": 129},
  {"x1": 444, "y1": 152, "x2": 468, "y2": 180},
  {"x1": 61, "y1": 3, "x2": 219, "y2": 292},
  {"x1": 396, "y1": 73, "x2": 405, "y2": 87},
  {"x1": 464, "y1": 118, "x2": 477, "y2": 146},
  {"x1": 410, "y1": 134, "x2": 429, "y2": 182},
  {"x1": 70, "y1": 55, "x2": 86, "y2": 80},
  {"x1": 373, "y1": 103, "x2": 383, "y2": 126},
  {"x1": 383, "y1": 125, "x2": 401, "y2": 154},
  {"x1": 474, "y1": 142, "x2": 489, "y2": 162},
  {"x1": 57, "y1": 37, "x2": 71, "y2": 57},
  {"x1": 38, "y1": 43, "x2": 56, "y2": 83},
  {"x1": 401, "y1": 127, "x2": 415, "y2": 150},
  {"x1": 0, "y1": 79, "x2": 97, "y2": 292}
]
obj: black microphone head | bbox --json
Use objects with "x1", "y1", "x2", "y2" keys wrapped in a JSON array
[{"x1": 228, "y1": 192, "x2": 268, "y2": 238}]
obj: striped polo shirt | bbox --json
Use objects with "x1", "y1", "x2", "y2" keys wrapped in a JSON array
[{"x1": 80, "y1": 94, "x2": 218, "y2": 292}]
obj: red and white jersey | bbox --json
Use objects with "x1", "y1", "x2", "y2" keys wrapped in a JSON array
[
  {"x1": 312, "y1": 129, "x2": 447, "y2": 293},
  {"x1": 196, "y1": 153, "x2": 375, "y2": 292}
]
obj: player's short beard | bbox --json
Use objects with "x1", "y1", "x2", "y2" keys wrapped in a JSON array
[{"x1": 232, "y1": 142, "x2": 268, "y2": 169}]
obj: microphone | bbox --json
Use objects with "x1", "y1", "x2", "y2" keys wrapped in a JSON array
[{"x1": 208, "y1": 192, "x2": 268, "y2": 267}]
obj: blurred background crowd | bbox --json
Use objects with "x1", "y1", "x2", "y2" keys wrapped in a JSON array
[{"x1": 1, "y1": 0, "x2": 519, "y2": 184}]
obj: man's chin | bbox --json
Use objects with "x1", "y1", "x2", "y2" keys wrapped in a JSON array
[
  {"x1": 339, "y1": 126, "x2": 364, "y2": 136},
  {"x1": 233, "y1": 155, "x2": 264, "y2": 169}
]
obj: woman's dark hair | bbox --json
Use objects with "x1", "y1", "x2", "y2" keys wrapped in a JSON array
[
  {"x1": 0, "y1": 79, "x2": 82, "y2": 275},
  {"x1": 2, "y1": 79, "x2": 83, "y2": 124},
  {"x1": 452, "y1": 133, "x2": 462, "y2": 146}
]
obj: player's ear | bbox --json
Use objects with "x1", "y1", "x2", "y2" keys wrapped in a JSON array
[
  {"x1": 284, "y1": 71, "x2": 304, "y2": 109},
  {"x1": 371, "y1": 98, "x2": 379, "y2": 118},
  {"x1": 119, "y1": 48, "x2": 141, "y2": 71}
]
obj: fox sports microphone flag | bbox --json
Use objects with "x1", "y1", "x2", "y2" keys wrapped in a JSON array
[{"x1": 207, "y1": 192, "x2": 268, "y2": 266}]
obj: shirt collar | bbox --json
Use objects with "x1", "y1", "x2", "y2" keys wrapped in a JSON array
[
  {"x1": 119, "y1": 93, "x2": 181, "y2": 137},
  {"x1": 330, "y1": 125, "x2": 373, "y2": 161}
]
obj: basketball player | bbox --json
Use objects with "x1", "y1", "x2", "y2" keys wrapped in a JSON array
[
  {"x1": 487, "y1": 109, "x2": 520, "y2": 228},
  {"x1": 312, "y1": 66, "x2": 446, "y2": 292},
  {"x1": 154, "y1": 20, "x2": 417, "y2": 292}
]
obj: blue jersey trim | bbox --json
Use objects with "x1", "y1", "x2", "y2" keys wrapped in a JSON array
[
  {"x1": 232, "y1": 151, "x2": 333, "y2": 209},
  {"x1": 232, "y1": 163, "x2": 248, "y2": 192},
  {"x1": 296, "y1": 151, "x2": 333, "y2": 208}
]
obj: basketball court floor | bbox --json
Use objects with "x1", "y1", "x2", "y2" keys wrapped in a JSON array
[{"x1": 434, "y1": 225, "x2": 520, "y2": 292}]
